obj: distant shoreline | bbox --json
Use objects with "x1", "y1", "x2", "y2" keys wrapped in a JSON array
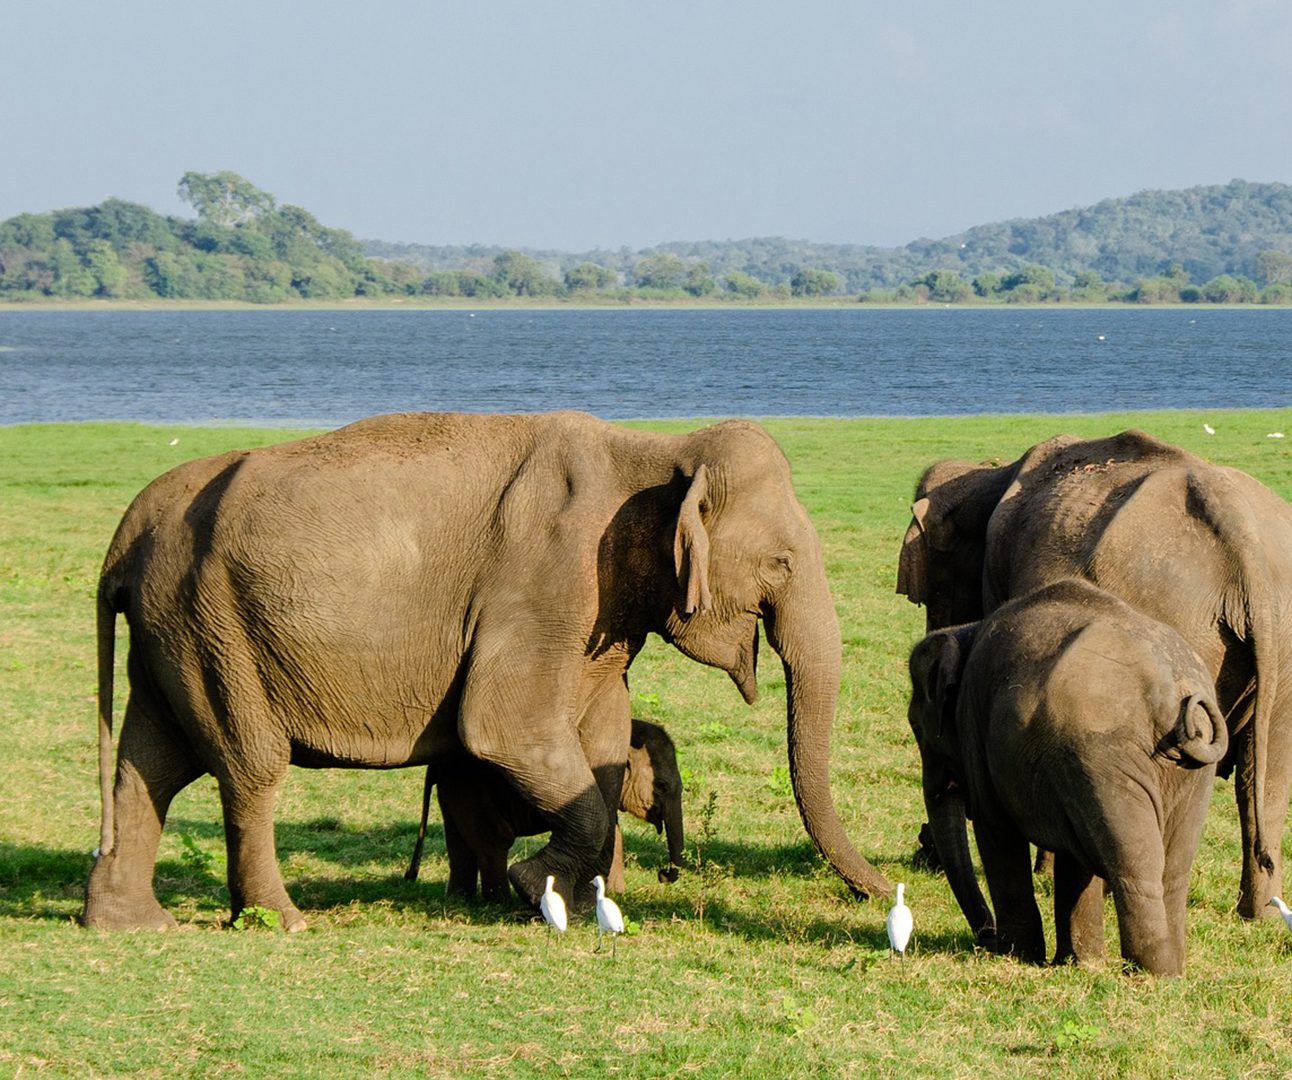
[{"x1": 1, "y1": 298, "x2": 1288, "y2": 313}]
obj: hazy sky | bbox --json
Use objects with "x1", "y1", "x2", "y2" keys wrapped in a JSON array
[{"x1": 5, "y1": 1, "x2": 1291, "y2": 251}]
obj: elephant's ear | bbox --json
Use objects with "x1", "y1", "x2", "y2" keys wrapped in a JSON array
[
  {"x1": 674, "y1": 464, "x2": 712, "y2": 615},
  {"x1": 927, "y1": 630, "x2": 964, "y2": 741},
  {"x1": 896, "y1": 497, "x2": 930, "y2": 604}
]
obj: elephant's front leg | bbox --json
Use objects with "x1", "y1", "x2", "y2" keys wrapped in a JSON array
[
  {"x1": 975, "y1": 818, "x2": 1046, "y2": 963},
  {"x1": 460, "y1": 657, "x2": 628, "y2": 910},
  {"x1": 1052, "y1": 853, "x2": 1106, "y2": 967}
]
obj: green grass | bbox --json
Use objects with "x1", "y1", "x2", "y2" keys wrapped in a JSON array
[{"x1": 2, "y1": 411, "x2": 1290, "y2": 1078}]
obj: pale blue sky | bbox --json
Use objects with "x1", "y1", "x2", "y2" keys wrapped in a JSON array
[{"x1": 5, "y1": 0, "x2": 1291, "y2": 250}]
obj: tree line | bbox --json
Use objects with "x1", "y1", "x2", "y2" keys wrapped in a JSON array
[{"x1": 2, "y1": 172, "x2": 1290, "y2": 304}]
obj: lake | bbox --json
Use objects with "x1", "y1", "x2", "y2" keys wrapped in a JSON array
[{"x1": 0, "y1": 307, "x2": 1288, "y2": 425}]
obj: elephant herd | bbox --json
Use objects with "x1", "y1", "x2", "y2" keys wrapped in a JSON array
[{"x1": 79, "y1": 413, "x2": 1292, "y2": 976}]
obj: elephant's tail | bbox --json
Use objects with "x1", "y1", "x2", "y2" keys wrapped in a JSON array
[
  {"x1": 95, "y1": 583, "x2": 119, "y2": 857},
  {"x1": 404, "y1": 766, "x2": 436, "y2": 881},
  {"x1": 1166, "y1": 695, "x2": 1228, "y2": 766}
]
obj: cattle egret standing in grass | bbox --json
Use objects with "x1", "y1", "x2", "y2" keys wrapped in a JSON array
[
  {"x1": 593, "y1": 875, "x2": 625, "y2": 956},
  {"x1": 540, "y1": 875, "x2": 567, "y2": 938},
  {"x1": 887, "y1": 883, "x2": 913, "y2": 959},
  {"x1": 1270, "y1": 896, "x2": 1292, "y2": 932},
  {"x1": 1203, "y1": 424, "x2": 1215, "y2": 435}
]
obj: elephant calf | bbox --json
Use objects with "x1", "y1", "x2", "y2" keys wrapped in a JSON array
[
  {"x1": 405, "y1": 719, "x2": 685, "y2": 901},
  {"x1": 908, "y1": 578, "x2": 1226, "y2": 975}
]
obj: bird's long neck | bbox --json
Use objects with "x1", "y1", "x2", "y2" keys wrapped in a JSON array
[{"x1": 896, "y1": 884, "x2": 905, "y2": 904}]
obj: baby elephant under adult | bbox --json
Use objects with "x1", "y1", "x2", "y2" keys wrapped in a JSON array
[
  {"x1": 908, "y1": 579, "x2": 1227, "y2": 975},
  {"x1": 404, "y1": 718, "x2": 684, "y2": 899},
  {"x1": 83, "y1": 411, "x2": 885, "y2": 933}
]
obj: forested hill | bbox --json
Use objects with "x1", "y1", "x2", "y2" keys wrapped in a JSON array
[
  {"x1": 2, "y1": 173, "x2": 1291, "y2": 303},
  {"x1": 367, "y1": 179, "x2": 1292, "y2": 294}
]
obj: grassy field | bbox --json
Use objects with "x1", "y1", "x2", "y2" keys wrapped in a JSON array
[{"x1": 2, "y1": 411, "x2": 1290, "y2": 1079}]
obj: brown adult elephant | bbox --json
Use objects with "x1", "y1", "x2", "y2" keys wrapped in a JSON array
[
  {"x1": 897, "y1": 429, "x2": 1292, "y2": 922},
  {"x1": 83, "y1": 411, "x2": 888, "y2": 931}
]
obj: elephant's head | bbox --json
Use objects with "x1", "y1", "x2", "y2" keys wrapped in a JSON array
[
  {"x1": 644, "y1": 420, "x2": 890, "y2": 899},
  {"x1": 896, "y1": 458, "x2": 1016, "y2": 631},
  {"x1": 907, "y1": 624, "x2": 997, "y2": 946},
  {"x1": 620, "y1": 718, "x2": 685, "y2": 881}
]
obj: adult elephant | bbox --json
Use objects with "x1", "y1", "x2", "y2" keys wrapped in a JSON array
[
  {"x1": 404, "y1": 718, "x2": 685, "y2": 899},
  {"x1": 897, "y1": 429, "x2": 1292, "y2": 921},
  {"x1": 83, "y1": 411, "x2": 888, "y2": 931}
]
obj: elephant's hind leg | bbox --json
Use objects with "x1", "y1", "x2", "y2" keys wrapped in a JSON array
[
  {"x1": 81, "y1": 696, "x2": 202, "y2": 930},
  {"x1": 1052, "y1": 854, "x2": 1106, "y2": 967},
  {"x1": 216, "y1": 747, "x2": 305, "y2": 932}
]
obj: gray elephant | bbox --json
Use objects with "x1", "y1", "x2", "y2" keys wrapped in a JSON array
[
  {"x1": 83, "y1": 411, "x2": 888, "y2": 932},
  {"x1": 404, "y1": 717, "x2": 685, "y2": 898},
  {"x1": 909, "y1": 579, "x2": 1227, "y2": 975},
  {"x1": 897, "y1": 429, "x2": 1292, "y2": 919}
]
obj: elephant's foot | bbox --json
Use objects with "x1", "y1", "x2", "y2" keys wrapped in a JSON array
[
  {"x1": 1237, "y1": 877, "x2": 1279, "y2": 920},
  {"x1": 507, "y1": 859, "x2": 594, "y2": 912},
  {"x1": 80, "y1": 854, "x2": 178, "y2": 930},
  {"x1": 507, "y1": 860, "x2": 548, "y2": 908},
  {"x1": 80, "y1": 890, "x2": 178, "y2": 931}
]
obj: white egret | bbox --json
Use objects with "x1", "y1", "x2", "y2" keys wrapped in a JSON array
[
  {"x1": 593, "y1": 875, "x2": 625, "y2": 956},
  {"x1": 1269, "y1": 896, "x2": 1292, "y2": 932},
  {"x1": 540, "y1": 875, "x2": 567, "y2": 938},
  {"x1": 1268, "y1": 432, "x2": 1285, "y2": 439},
  {"x1": 887, "y1": 883, "x2": 913, "y2": 959},
  {"x1": 1203, "y1": 424, "x2": 1215, "y2": 435}
]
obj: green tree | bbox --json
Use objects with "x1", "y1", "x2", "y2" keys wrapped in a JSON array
[
  {"x1": 972, "y1": 272, "x2": 1000, "y2": 297},
  {"x1": 683, "y1": 263, "x2": 716, "y2": 297},
  {"x1": 723, "y1": 271, "x2": 766, "y2": 299},
  {"x1": 1000, "y1": 264, "x2": 1055, "y2": 293},
  {"x1": 916, "y1": 269, "x2": 971, "y2": 302},
  {"x1": 493, "y1": 250, "x2": 554, "y2": 296},
  {"x1": 1126, "y1": 275, "x2": 1181, "y2": 303},
  {"x1": 1254, "y1": 250, "x2": 1292, "y2": 286},
  {"x1": 633, "y1": 254, "x2": 687, "y2": 290},
  {"x1": 178, "y1": 171, "x2": 275, "y2": 227},
  {"x1": 789, "y1": 267, "x2": 840, "y2": 297},
  {"x1": 1201, "y1": 274, "x2": 1258, "y2": 303},
  {"x1": 85, "y1": 241, "x2": 130, "y2": 297},
  {"x1": 1071, "y1": 269, "x2": 1110, "y2": 301},
  {"x1": 48, "y1": 239, "x2": 96, "y2": 297},
  {"x1": 564, "y1": 262, "x2": 616, "y2": 292}
]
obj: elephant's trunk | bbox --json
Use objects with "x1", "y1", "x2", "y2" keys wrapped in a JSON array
[
  {"x1": 766, "y1": 571, "x2": 892, "y2": 900},
  {"x1": 926, "y1": 776, "x2": 997, "y2": 947},
  {"x1": 664, "y1": 795, "x2": 685, "y2": 871}
]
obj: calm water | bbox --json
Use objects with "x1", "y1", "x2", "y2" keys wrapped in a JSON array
[{"x1": 0, "y1": 308, "x2": 1288, "y2": 425}]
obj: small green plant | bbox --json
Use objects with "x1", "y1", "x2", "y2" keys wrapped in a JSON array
[
  {"x1": 622, "y1": 917, "x2": 642, "y2": 937},
  {"x1": 1052, "y1": 1018, "x2": 1101, "y2": 1051},
  {"x1": 766, "y1": 765, "x2": 792, "y2": 798},
  {"x1": 779, "y1": 996, "x2": 818, "y2": 1038},
  {"x1": 633, "y1": 690, "x2": 661, "y2": 708},
  {"x1": 697, "y1": 720, "x2": 731, "y2": 741},
  {"x1": 231, "y1": 905, "x2": 281, "y2": 931},
  {"x1": 692, "y1": 790, "x2": 724, "y2": 928},
  {"x1": 178, "y1": 831, "x2": 219, "y2": 878}
]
